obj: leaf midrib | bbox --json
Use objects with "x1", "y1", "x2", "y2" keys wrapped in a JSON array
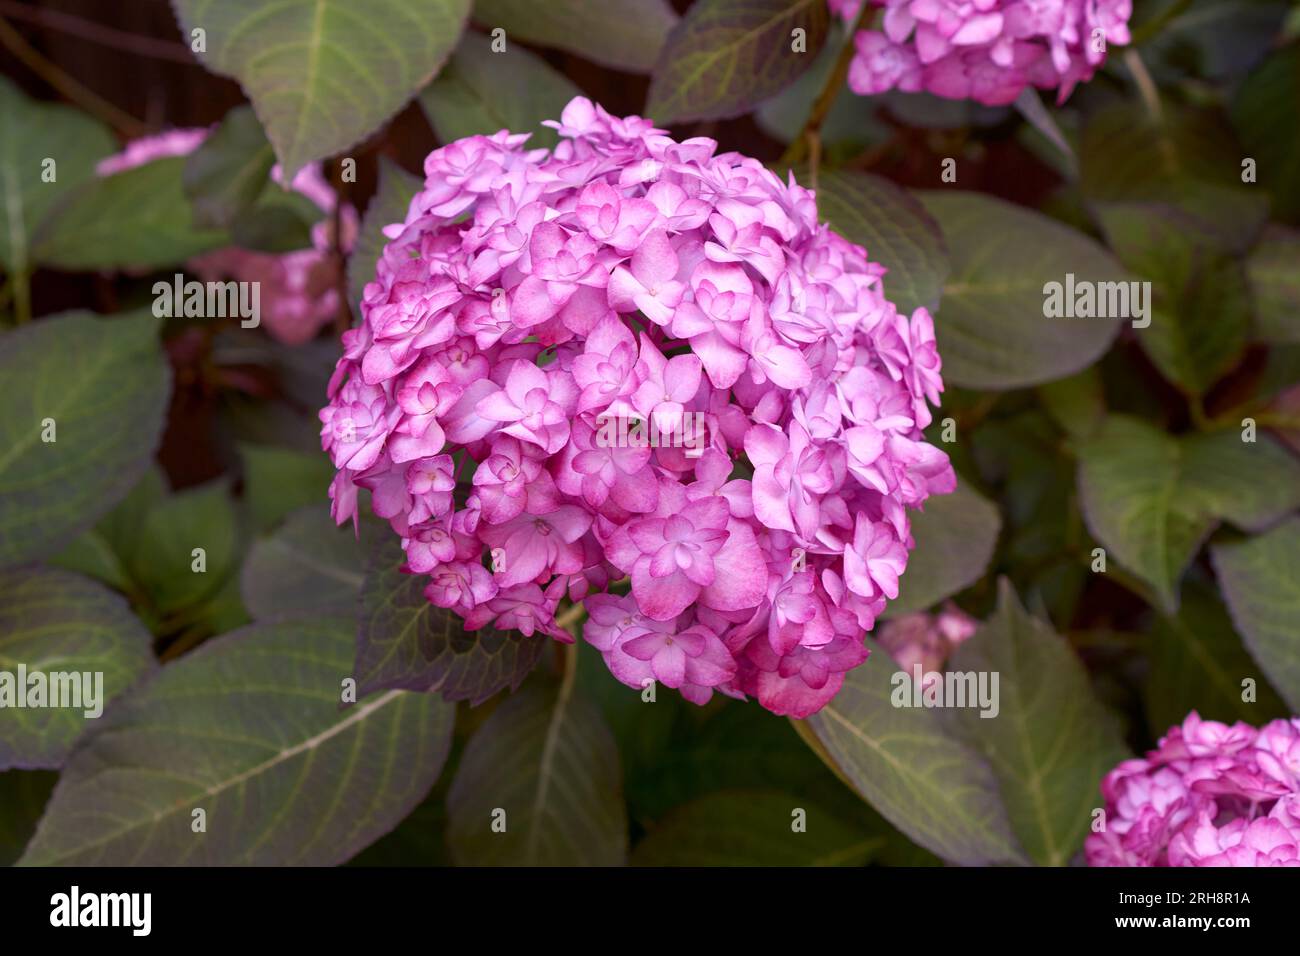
[{"x1": 25, "y1": 688, "x2": 404, "y2": 865}]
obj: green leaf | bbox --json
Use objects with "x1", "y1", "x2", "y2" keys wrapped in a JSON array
[
  {"x1": 917, "y1": 191, "x2": 1125, "y2": 389},
  {"x1": 419, "y1": 30, "x2": 582, "y2": 150},
  {"x1": 1141, "y1": 0, "x2": 1289, "y2": 83},
  {"x1": 805, "y1": 170, "x2": 949, "y2": 315},
  {"x1": 1233, "y1": 43, "x2": 1300, "y2": 221},
  {"x1": 1076, "y1": 416, "x2": 1300, "y2": 610},
  {"x1": 472, "y1": 0, "x2": 677, "y2": 75},
  {"x1": 228, "y1": 185, "x2": 323, "y2": 253},
  {"x1": 33, "y1": 157, "x2": 229, "y2": 270},
  {"x1": 756, "y1": 26, "x2": 887, "y2": 149},
  {"x1": 0, "y1": 311, "x2": 170, "y2": 570},
  {"x1": 1081, "y1": 101, "x2": 1267, "y2": 252},
  {"x1": 346, "y1": 157, "x2": 421, "y2": 310},
  {"x1": 48, "y1": 529, "x2": 131, "y2": 592},
  {"x1": 182, "y1": 105, "x2": 274, "y2": 229},
  {"x1": 1077, "y1": 418, "x2": 1191, "y2": 610},
  {"x1": 1038, "y1": 367, "x2": 1106, "y2": 441},
  {"x1": 191, "y1": 571, "x2": 251, "y2": 637},
  {"x1": 889, "y1": 481, "x2": 1000, "y2": 615},
  {"x1": 648, "y1": 0, "x2": 830, "y2": 123},
  {"x1": 172, "y1": 0, "x2": 471, "y2": 179},
  {"x1": 129, "y1": 480, "x2": 239, "y2": 616},
  {"x1": 19, "y1": 615, "x2": 454, "y2": 866},
  {"x1": 1178, "y1": 429, "x2": 1300, "y2": 532},
  {"x1": 948, "y1": 581, "x2": 1129, "y2": 866},
  {"x1": 348, "y1": 792, "x2": 453, "y2": 866},
  {"x1": 0, "y1": 567, "x2": 155, "y2": 770},
  {"x1": 240, "y1": 443, "x2": 336, "y2": 532},
  {"x1": 801, "y1": 641, "x2": 1027, "y2": 866},
  {"x1": 1246, "y1": 225, "x2": 1300, "y2": 345},
  {"x1": 1096, "y1": 202, "x2": 1248, "y2": 393},
  {"x1": 1212, "y1": 517, "x2": 1300, "y2": 712},
  {"x1": 355, "y1": 537, "x2": 545, "y2": 703},
  {"x1": 241, "y1": 505, "x2": 367, "y2": 620},
  {"x1": 0, "y1": 771, "x2": 56, "y2": 866},
  {"x1": 1147, "y1": 582, "x2": 1290, "y2": 733},
  {"x1": 631, "y1": 790, "x2": 882, "y2": 866},
  {"x1": 94, "y1": 465, "x2": 168, "y2": 567},
  {"x1": 0, "y1": 76, "x2": 114, "y2": 273},
  {"x1": 447, "y1": 678, "x2": 627, "y2": 865}
]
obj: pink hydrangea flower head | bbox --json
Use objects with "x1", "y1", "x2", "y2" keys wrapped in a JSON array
[
  {"x1": 98, "y1": 129, "x2": 358, "y2": 344},
  {"x1": 320, "y1": 97, "x2": 957, "y2": 717},
  {"x1": 836, "y1": 0, "x2": 1132, "y2": 106},
  {"x1": 1088, "y1": 713, "x2": 1300, "y2": 867}
]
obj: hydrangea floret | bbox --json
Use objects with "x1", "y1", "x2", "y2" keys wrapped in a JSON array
[
  {"x1": 1087, "y1": 712, "x2": 1300, "y2": 867},
  {"x1": 829, "y1": 0, "x2": 1133, "y2": 105}
]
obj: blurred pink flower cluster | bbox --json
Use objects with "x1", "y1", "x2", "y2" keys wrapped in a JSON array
[
  {"x1": 1087, "y1": 712, "x2": 1300, "y2": 867},
  {"x1": 876, "y1": 602, "x2": 978, "y2": 687},
  {"x1": 321, "y1": 97, "x2": 955, "y2": 717},
  {"x1": 97, "y1": 128, "x2": 356, "y2": 344},
  {"x1": 829, "y1": 0, "x2": 1131, "y2": 105}
]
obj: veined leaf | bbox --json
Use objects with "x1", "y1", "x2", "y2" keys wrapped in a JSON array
[
  {"x1": 19, "y1": 615, "x2": 454, "y2": 866},
  {"x1": 172, "y1": 0, "x2": 471, "y2": 179},
  {"x1": 355, "y1": 537, "x2": 545, "y2": 703},
  {"x1": 802, "y1": 640, "x2": 1027, "y2": 866},
  {"x1": 473, "y1": 0, "x2": 677, "y2": 75},
  {"x1": 917, "y1": 191, "x2": 1125, "y2": 389},
  {"x1": 241, "y1": 505, "x2": 367, "y2": 620},
  {"x1": 1212, "y1": 518, "x2": 1300, "y2": 712},
  {"x1": 648, "y1": 0, "x2": 830, "y2": 123},
  {"x1": 419, "y1": 30, "x2": 581, "y2": 150},
  {"x1": 0, "y1": 311, "x2": 170, "y2": 570},
  {"x1": 0, "y1": 76, "x2": 114, "y2": 273},
  {"x1": 447, "y1": 678, "x2": 627, "y2": 865},
  {"x1": 34, "y1": 157, "x2": 228, "y2": 269},
  {"x1": 948, "y1": 581, "x2": 1129, "y2": 866},
  {"x1": 0, "y1": 567, "x2": 155, "y2": 771},
  {"x1": 1076, "y1": 416, "x2": 1300, "y2": 611},
  {"x1": 805, "y1": 169, "x2": 949, "y2": 315}
]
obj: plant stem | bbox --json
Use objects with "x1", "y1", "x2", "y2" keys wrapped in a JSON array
[
  {"x1": 0, "y1": 1, "x2": 196, "y2": 63},
  {"x1": 779, "y1": 4, "x2": 875, "y2": 187},
  {"x1": 555, "y1": 602, "x2": 587, "y2": 634},
  {"x1": 0, "y1": 15, "x2": 148, "y2": 137},
  {"x1": 1123, "y1": 49, "x2": 1162, "y2": 122}
]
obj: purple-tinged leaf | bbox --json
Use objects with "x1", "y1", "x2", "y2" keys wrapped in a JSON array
[
  {"x1": 355, "y1": 537, "x2": 545, "y2": 704},
  {"x1": 648, "y1": 0, "x2": 830, "y2": 124}
]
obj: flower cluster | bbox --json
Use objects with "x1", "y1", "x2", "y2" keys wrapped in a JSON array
[
  {"x1": 1087, "y1": 712, "x2": 1300, "y2": 867},
  {"x1": 828, "y1": 0, "x2": 1132, "y2": 105},
  {"x1": 98, "y1": 129, "x2": 356, "y2": 345},
  {"x1": 321, "y1": 97, "x2": 955, "y2": 717},
  {"x1": 876, "y1": 601, "x2": 977, "y2": 687}
]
